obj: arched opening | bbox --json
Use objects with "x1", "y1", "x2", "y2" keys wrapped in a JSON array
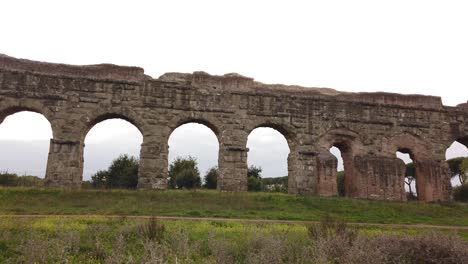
[
  {"x1": 0, "y1": 111, "x2": 52, "y2": 186},
  {"x1": 168, "y1": 123, "x2": 219, "y2": 189},
  {"x1": 329, "y1": 142, "x2": 353, "y2": 197},
  {"x1": 84, "y1": 118, "x2": 142, "y2": 188},
  {"x1": 445, "y1": 139, "x2": 468, "y2": 187},
  {"x1": 246, "y1": 127, "x2": 290, "y2": 192},
  {"x1": 396, "y1": 149, "x2": 417, "y2": 200},
  {"x1": 329, "y1": 146, "x2": 344, "y2": 196}
]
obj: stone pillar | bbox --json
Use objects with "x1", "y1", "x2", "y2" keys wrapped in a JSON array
[
  {"x1": 316, "y1": 152, "x2": 338, "y2": 196},
  {"x1": 138, "y1": 136, "x2": 168, "y2": 189},
  {"x1": 218, "y1": 144, "x2": 248, "y2": 191},
  {"x1": 288, "y1": 146, "x2": 319, "y2": 195},
  {"x1": 353, "y1": 155, "x2": 406, "y2": 201},
  {"x1": 45, "y1": 139, "x2": 84, "y2": 188},
  {"x1": 414, "y1": 160, "x2": 451, "y2": 202}
]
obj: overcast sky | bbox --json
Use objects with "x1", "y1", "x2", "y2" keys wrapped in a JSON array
[{"x1": 0, "y1": 1, "x2": 467, "y2": 184}]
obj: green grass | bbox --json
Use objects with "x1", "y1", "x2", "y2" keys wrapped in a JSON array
[
  {"x1": 1, "y1": 216, "x2": 467, "y2": 263},
  {"x1": 1, "y1": 187, "x2": 467, "y2": 226}
]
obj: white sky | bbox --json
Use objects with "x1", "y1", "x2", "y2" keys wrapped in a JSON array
[{"x1": 1, "y1": 1, "x2": 468, "y2": 181}]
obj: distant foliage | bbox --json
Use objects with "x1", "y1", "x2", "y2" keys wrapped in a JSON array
[
  {"x1": 247, "y1": 165, "x2": 262, "y2": 191},
  {"x1": 405, "y1": 163, "x2": 416, "y2": 198},
  {"x1": 336, "y1": 171, "x2": 345, "y2": 197},
  {"x1": 261, "y1": 176, "x2": 288, "y2": 193},
  {"x1": 447, "y1": 157, "x2": 468, "y2": 185},
  {"x1": 91, "y1": 154, "x2": 139, "y2": 189},
  {"x1": 168, "y1": 156, "x2": 201, "y2": 189},
  {"x1": 0, "y1": 172, "x2": 43, "y2": 187},
  {"x1": 203, "y1": 166, "x2": 218, "y2": 189},
  {"x1": 453, "y1": 183, "x2": 468, "y2": 202}
]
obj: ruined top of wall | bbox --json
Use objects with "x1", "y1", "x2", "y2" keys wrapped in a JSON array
[
  {"x1": 0, "y1": 53, "x2": 444, "y2": 109},
  {"x1": 0, "y1": 54, "x2": 146, "y2": 84}
]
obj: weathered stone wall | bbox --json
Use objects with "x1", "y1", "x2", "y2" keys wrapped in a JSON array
[{"x1": 1, "y1": 54, "x2": 467, "y2": 202}]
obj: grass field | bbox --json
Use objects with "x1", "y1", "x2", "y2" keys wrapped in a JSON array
[
  {"x1": 1, "y1": 187, "x2": 468, "y2": 262},
  {"x1": 1, "y1": 216, "x2": 467, "y2": 263},
  {"x1": 1, "y1": 187, "x2": 467, "y2": 226}
]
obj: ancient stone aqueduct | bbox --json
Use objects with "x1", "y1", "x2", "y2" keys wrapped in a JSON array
[{"x1": 1, "y1": 54, "x2": 467, "y2": 202}]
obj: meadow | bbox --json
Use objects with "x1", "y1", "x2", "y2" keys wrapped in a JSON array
[
  {"x1": 1, "y1": 187, "x2": 467, "y2": 226},
  {"x1": 1, "y1": 215, "x2": 467, "y2": 263},
  {"x1": 1, "y1": 187, "x2": 468, "y2": 263}
]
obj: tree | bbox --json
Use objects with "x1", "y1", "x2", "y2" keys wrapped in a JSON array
[
  {"x1": 247, "y1": 165, "x2": 262, "y2": 191},
  {"x1": 90, "y1": 154, "x2": 139, "y2": 189},
  {"x1": 168, "y1": 156, "x2": 201, "y2": 189},
  {"x1": 336, "y1": 171, "x2": 345, "y2": 197},
  {"x1": 248, "y1": 165, "x2": 262, "y2": 179},
  {"x1": 459, "y1": 158, "x2": 468, "y2": 184},
  {"x1": 447, "y1": 157, "x2": 468, "y2": 185},
  {"x1": 203, "y1": 166, "x2": 218, "y2": 189},
  {"x1": 405, "y1": 162, "x2": 416, "y2": 199}
]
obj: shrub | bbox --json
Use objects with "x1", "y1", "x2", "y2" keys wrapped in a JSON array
[
  {"x1": 247, "y1": 165, "x2": 263, "y2": 191},
  {"x1": 91, "y1": 154, "x2": 139, "y2": 189},
  {"x1": 168, "y1": 156, "x2": 201, "y2": 189},
  {"x1": 138, "y1": 217, "x2": 166, "y2": 243},
  {"x1": 453, "y1": 183, "x2": 468, "y2": 202},
  {"x1": 337, "y1": 171, "x2": 345, "y2": 196},
  {"x1": 203, "y1": 166, "x2": 218, "y2": 189},
  {"x1": 0, "y1": 172, "x2": 43, "y2": 187}
]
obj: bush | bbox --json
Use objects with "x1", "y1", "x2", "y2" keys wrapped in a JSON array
[
  {"x1": 91, "y1": 154, "x2": 139, "y2": 189},
  {"x1": 261, "y1": 176, "x2": 287, "y2": 192},
  {"x1": 247, "y1": 165, "x2": 263, "y2": 191},
  {"x1": 0, "y1": 172, "x2": 43, "y2": 187},
  {"x1": 138, "y1": 217, "x2": 166, "y2": 243},
  {"x1": 203, "y1": 166, "x2": 218, "y2": 189},
  {"x1": 453, "y1": 183, "x2": 468, "y2": 202},
  {"x1": 337, "y1": 171, "x2": 345, "y2": 196},
  {"x1": 168, "y1": 156, "x2": 201, "y2": 189}
]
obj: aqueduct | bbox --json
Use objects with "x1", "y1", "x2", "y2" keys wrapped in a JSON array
[{"x1": 1, "y1": 54, "x2": 467, "y2": 202}]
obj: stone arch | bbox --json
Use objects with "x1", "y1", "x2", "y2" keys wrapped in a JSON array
[
  {"x1": 458, "y1": 136, "x2": 468, "y2": 148},
  {"x1": 317, "y1": 127, "x2": 363, "y2": 197},
  {"x1": 167, "y1": 117, "x2": 221, "y2": 186},
  {"x1": 80, "y1": 108, "x2": 147, "y2": 142},
  {"x1": 0, "y1": 101, "x2": 56, "y2": 138},
  {"x1": 383, "y1": 133, "x2": 448, "y2": 202},
  {"x1": 244, "y1": 122, "x2": 294, "y2": 193},
  {"x1": 382, "y1": 133, "x2": 431, "y2": 161},
  {"x1": 246, "y1": 122, "x2": 296, "y2": 145},
  {"x1": 0, "y1": 104, "x2": 54, "y2": 178},
  {"x1": 169, "y1": 117, "x2": 222, "y2": 141}
]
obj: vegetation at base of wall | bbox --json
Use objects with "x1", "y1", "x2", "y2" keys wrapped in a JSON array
[
  {"x1": 203, "y1": 166, "x2": 218, "y2": 189},
  {"x1": 453, "y1": 183, "x2": 468, "y2": 202},
  {"x1": 1, "y1": 188, "x2": 467, "y2": 226},
  {"x1": 90, "y1": 154, "x2": 139, "y2": 189},
  {"x1": 0, "y1": 216, "x2": 466, "y2": 263},
  {"x1": 168, "y1": 156, "x2": 202, "y2": 189},
  {"x1": 447, "y1": 157, "x2": 468, "y2": 185},
  {"x1": 262, "y1": 176, "x2": 288, "y2": 193},
  {"x1": 337, "y1": 171, "x2": 345, "y2": 197},
  {"x1": 0, "y1": 172, "x2": 43, "y2": 187}
]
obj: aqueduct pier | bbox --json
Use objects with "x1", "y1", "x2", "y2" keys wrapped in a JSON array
[{"x1": 1, "y1": 54, "x2": 467, "y2": 202}]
